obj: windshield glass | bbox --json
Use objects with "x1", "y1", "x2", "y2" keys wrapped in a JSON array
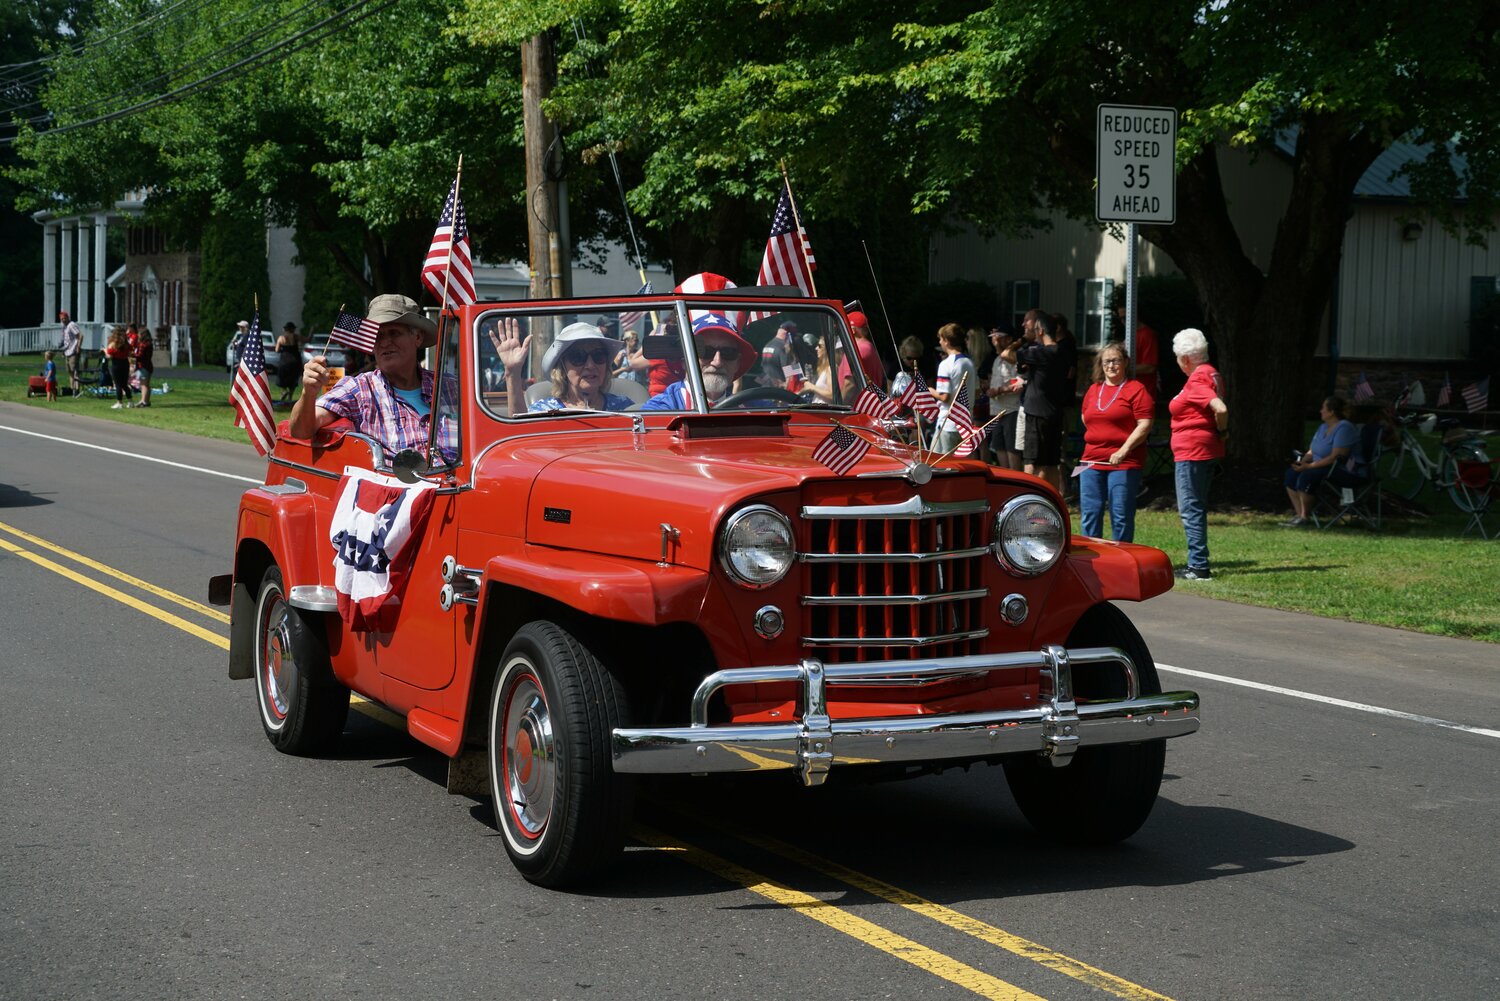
[{"x1": 475, "y1": 300, "x2": 869, "y2": 419}]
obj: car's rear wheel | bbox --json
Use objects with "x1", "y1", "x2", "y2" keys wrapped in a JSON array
[
  {"x1": 253, "y1": 566, "x2": 349, "y2": 754},
  {"x1": 489, "y1": 621, "x2": 632, "y2": 887},
  {"x1": 1003, "y1": 602, "x2": 1166, "y2": 844}
]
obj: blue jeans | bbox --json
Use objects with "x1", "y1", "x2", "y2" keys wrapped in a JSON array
[
  {"x1": 1078, "y1": 466, "x2": 1141, "y2": 542},
  {"x1": 1175, "y1": 459, "x2": 1215, "y2": 570}
]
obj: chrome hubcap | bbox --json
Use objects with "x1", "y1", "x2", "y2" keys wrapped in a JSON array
[
  {"x1": 260, "y1": 591, "x2": 293, "y2": 722},
  {"x1": 501, "y1": 674, "x2": 554, "y2": 840}
]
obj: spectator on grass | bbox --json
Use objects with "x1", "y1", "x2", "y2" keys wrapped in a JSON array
[{"x1": 1282, "y1": 396, "x2": 1360, "y2": 527}]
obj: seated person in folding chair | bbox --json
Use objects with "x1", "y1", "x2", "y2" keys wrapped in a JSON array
[{"x1": 1282, "y1": 395, "x2": 1361, "y2": 527}]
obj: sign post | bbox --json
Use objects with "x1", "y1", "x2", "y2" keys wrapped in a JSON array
[{"x1": 1096, "y1": 104, "x2": 1176, "y2": 367}]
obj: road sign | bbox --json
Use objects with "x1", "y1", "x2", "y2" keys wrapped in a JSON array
[{"x1": 1096, "y1": 104, "x2": 1175, "y2": 225}]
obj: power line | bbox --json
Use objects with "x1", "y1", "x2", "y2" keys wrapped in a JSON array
[
  {"x1": 0, "y1": 0, "x2": 220, "y2": 89},
  {"x1": 1, "y1": 0, "x2": 398, "y2": 147},
  {"x1": 1, "y1": 0, "x2": 329, "y2": 124}
]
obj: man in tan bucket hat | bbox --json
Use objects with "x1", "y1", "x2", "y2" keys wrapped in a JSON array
[{"x1": 288, "y1": 293, "x2": 445, "y2": 456}]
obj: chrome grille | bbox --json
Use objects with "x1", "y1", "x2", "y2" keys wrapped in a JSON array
[{"x1": 800, "y1": 495, "x2": 990, "y2": 663}]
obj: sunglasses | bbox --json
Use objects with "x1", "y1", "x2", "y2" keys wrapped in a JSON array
[
  {"x1": 563, "y1": 348, "x2": 611, "y2": 366},
  {"x1": 695, "y1": 343, "x2": 740, "y2": 363}
]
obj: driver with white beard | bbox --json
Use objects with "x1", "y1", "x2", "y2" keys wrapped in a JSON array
[{"x1": 639, "y1": 311, "x2": 757, "y2": 411}]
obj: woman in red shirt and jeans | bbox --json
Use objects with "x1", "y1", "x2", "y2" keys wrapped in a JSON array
[
  {"x1": 1168, "y1": 328, "x2": 1228, "y2": 580},
  {"x1": 1078, "y1": 342, "x2": 1154, "y2": 541}
]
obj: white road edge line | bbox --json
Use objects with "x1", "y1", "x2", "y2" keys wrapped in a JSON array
[
  {"x1": 0, "y1": 424, "x2": 263, "y2": 484},
  {"x1": 1157, "y1": 663, "x2": 1500, "y2": 740}
]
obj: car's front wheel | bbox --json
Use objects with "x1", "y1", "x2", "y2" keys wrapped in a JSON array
[
  {"x1": 253, "y1": 566, "x2": 349, "y2": 754},
  {"x1": 1003, "y1": 602, "x2": 1167, "y2": 844},
  {"x1": 489, "y1": 620, "x2": 632, "y2": 887}
]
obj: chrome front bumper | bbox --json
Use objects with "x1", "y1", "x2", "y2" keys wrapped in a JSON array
[{"x1": 611, "y1": 645, "x2": 1200, "y2": 787}]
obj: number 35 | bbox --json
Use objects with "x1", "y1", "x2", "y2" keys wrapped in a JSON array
[{"x1": 1123, "y1": 163, "x2": 1151, "y2": 189}]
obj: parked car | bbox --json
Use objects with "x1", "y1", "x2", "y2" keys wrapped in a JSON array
[
  {"x1": 299, "y1": 334, "x2": 348, "y2": 371},
  {"x1": 225, "y1": 330, "x2": 282, "y2": 373},
  {"x1": 210, "y1": 289, "x2": 1201, "y2": 887}
]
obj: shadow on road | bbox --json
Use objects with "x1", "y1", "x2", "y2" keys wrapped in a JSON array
[{"x1": 0, "y1": 482, "x2": 54, "y2": 508}]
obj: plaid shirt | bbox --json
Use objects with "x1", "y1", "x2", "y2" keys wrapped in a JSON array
[{"x1": 320, "y1": 368, "x2": 458, "y2": 461}]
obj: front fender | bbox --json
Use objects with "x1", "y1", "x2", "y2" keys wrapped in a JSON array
[
  {"x1": 1062, "y1": 537, "x2": 1174, "y2": 603},
  {"x1": 482, "y1": 546, "x2": 711, "y2": 625}
]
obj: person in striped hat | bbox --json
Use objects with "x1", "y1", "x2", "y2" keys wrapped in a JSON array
[{"x1": 637, "y1": 274, "x2": 758, "y2": 411}]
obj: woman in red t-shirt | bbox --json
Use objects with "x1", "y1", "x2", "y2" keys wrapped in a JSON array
[
  {"x1": 1167, "y1": 328, "x2": 1228, "y2": 580},
  {"x1": 1078, "y1": 343, "x2": 1154, "y2": 541}
]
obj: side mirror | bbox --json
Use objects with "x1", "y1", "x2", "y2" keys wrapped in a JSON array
[{"x1": 391, "y1": 448, "x2": 427, "y2": 484}]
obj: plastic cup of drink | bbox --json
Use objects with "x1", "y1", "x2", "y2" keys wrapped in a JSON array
[{"x1": 320, "y1": 366, "x2": 345, "y2": 394}]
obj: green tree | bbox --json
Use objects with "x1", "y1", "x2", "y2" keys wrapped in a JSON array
[
  {"x1": 0, "y1": 0, "x2": 96, "y2": 328},
  {"x1": 199, "y1": 207, "x2": 270, "y2": 364},
  {"x1": 889, "y1": 0, "x2": 1500, "y2": 463}
]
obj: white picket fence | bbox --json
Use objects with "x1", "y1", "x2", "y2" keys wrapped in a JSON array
[{"x1": 0, "y1": 323, "x2": 195, "y2": 366}]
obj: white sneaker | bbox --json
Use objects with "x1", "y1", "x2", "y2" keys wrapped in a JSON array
[{"x1": 110, "y1": 402, "x2": 123, "y2": 409}]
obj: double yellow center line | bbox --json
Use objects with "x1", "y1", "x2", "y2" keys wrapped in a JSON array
[{"x1": 0, "y1": 518, "x2": 1176, "y2": 1001}]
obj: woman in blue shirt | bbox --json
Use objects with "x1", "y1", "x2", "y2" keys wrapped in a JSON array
[{"x1": 1283, "y1": 396, "x2": 1360, "y2": 526}]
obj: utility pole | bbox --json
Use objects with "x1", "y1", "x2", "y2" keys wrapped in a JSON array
[{"x1": 521, "y1": 33, "x2": 568, "y2": 301}]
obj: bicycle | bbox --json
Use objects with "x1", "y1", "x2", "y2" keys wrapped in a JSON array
[{"x1": 1376, "y1": 412, "x2": 1495, "y2": 533}]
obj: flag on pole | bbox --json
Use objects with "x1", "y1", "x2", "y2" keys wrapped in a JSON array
[
  {"x1": 1436, "y1": 373, "x2": 1452, "y2": 408},
  {"x1": 899, "y1": 370, "x2": 941, "y2": 420},
  {"x1": 948, "y1": 379, "x2": 974, "y2": 438},
  {"x1": 230, "y1": 310, "x2": 276, "y2": 456},
  {"x1": 853, "y1": 383, "x2": 900, "y2": 420},
  {"x1": 1353, "y1": 371, "x2": 1374, "y2": 402},
  {"x1": 756, "y1": 181, "x2": 816, "y2": 296},
  {"x1": 1461, "y1": 377, "x2": 1490, "y2": 413},
  {"x1": 422, "y1": 177, "x2": 476, "y2": 308},
  {"x1": 619, "y1": 282, "x2": 654, "y2": 330},
  {"x1": 329, "y1": 309, "x2": 380, "y2": 354},
  {"x1": 812, "y1": 423, "x2": 870, "y2": 476}
]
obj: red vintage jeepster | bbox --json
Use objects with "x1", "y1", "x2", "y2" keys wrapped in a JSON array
[{"x1": 212, "y1": 288, "x2": 1200, "y2": 886}]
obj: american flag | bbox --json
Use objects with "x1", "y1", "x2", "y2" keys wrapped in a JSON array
[
  {"x1": 1353, "y1": 371, "x2": 1374, "y2": 402},
  {"x1": 853, "y1": 383, "x2": 900, "y2": 420},
  {"x1": 422, "y1": 178, "x2": 476, "y2": 308},
  {"x1": 899, "y1": 369, "x2": 941, "y2": 420},
  {"x1": 1396, "y1": 379, "x2": 1424, "y2": 409},
  {"x1": 330, "y1": 309, "x2": 379, "y2": 354},
  {"x1": 619, "y1": 282, "x2": 653, "y2": 331},
  {"x1": 230, "y1": 311, "x2": 276, "y2": 456},
  {"x1": 812, "y1": 423, "x2": 869, "y2": 475},
  {"x1": 1461, "y1": 377, "x2": 1490, "y2": 414},
  {"x1": 756, "y1": 182, "x2": 815, "y2": 295},
  {"x1": 1436, "y1": 373, "x2": 1452, "y2": 408},
  {"x1": 947, "y1": 378, "x2": 974, "y2": 438}
]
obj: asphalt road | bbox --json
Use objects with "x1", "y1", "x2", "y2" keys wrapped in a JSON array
[{"x1": 2, "y1": 401, "x2": 1496, "y2": 1001}]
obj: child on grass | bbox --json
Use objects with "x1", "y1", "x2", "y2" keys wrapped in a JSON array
[{"x1": 43, "y1": 351, "x2": 58, "y2": 402}]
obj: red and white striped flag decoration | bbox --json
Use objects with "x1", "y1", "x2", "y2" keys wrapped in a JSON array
[
  {"x1": 947, "y1": 378, "x2": 974, "y2": 438},
  {"x1": 230, "y1": 310, "x2": 276, "y2": 456},
  {"x1": 1461, "y1": 377, "x2": 1490, "y2": 414},
  {"x1": 422, "y1": 177, "x2": 476, "y2": 308},
  {"x1": 1353, "y1": 371, "x2": 1374, "y2": 402},
  {"x1": 853, "y1": 383, "x2": 900, "y2": 420},
  {"x1": 899, "y1": 369, "x2": 941, "y2": 421},
  {"x1": 1436, "y1": 373, "x2": 1452, "y2": 408},
  {"x1": 330, "y1": 309, "x2": 379, "y2": 354},
  {"x1": 812, "y1": 423, "x2": 870, "y2": 475}
]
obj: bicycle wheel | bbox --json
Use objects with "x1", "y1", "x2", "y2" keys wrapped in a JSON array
[{"x1": 1375, "y1": 440, "x2": 1425, "y2": 500}]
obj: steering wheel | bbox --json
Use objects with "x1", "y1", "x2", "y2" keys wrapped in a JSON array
[{"x1": 712, "y1": 386, "x2": 804, "y2": 410}]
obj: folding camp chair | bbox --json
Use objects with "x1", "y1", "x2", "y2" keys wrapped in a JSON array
[
  {"x1": 1313, "y1": 422, "x2": 1383, "y2": 530},
  {"x1": 1449, "y1": 456, "x2": 1496, "y2": 539}
]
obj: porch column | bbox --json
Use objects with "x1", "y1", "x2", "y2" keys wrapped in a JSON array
[
  {"x1": 42, "y1": 221, "x2": 57, "y2": 323},
  {"x1": 76, "y1": 219, "x2": 91, "y2": 323},
  {"x1": 59, "y1": 219, "x2": 75, "y2": 321},
  {"x1": 94, "y1": 215, "x2": 108, "y2": 324}
]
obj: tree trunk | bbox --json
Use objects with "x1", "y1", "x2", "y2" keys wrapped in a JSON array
[
  {"x1": 1146, "y1": 115, "x2": 1384, "y2": 468},
  {"x1": 522, "y1": 33, "x2": 564, "y2": 300},
  {"x1": 667, "y1": 200, "x2": 754, "y2": 285}
]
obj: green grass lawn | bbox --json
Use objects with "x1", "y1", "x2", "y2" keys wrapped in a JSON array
[
  {"x1": 0, "y1": 354, "x2": 294, "y2": 444},
  {"x1": 4, "y1": 354, "x2": 1496, "y2": 642}
]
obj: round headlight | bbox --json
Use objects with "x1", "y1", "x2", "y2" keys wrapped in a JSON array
[
  {"x1": 719, "y1": 505, "x2": 795, "y2": 588},
  {"x1": 994, "y1": 494, "x2": 1066, "y2": 576}
]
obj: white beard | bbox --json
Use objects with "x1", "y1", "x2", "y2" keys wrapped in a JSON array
[{"x1": 703, "y1": 372, "x2": 731, "y2": 399}]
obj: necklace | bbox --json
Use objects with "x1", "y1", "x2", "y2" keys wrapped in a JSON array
[{"x1": 1096, "y1": 379, "x2": 1125, "y2": 411}]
